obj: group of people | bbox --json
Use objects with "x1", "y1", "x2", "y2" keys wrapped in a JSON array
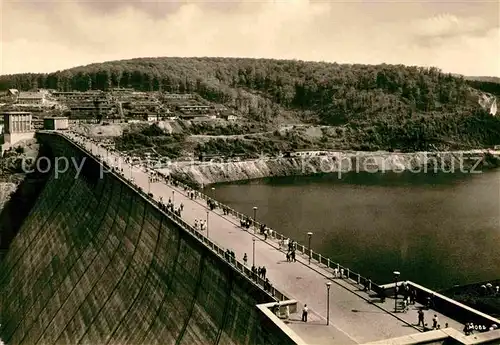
[
  {"x1": 240, "y1": 218, "x2": 252, "y2": 230},
  {"x1": 224, "y1": 250, "x2": 236, "y2": 263},
  {"x1": 251, "y1": 265, "x2": 267, "y2": 280},
  {"x1": 258, "y1": 224, "x2": 270, "y2": 240},
  {"x1": 158, "y1": 197, "x2": 183, "y2": 217},
  {"x1": 282, "y1": 239, "x2": 297, "y2": 262},
  {"x1": 194, "y1": 218, "x2": 207, "y2": 230},
  {"x1": 394, "y1": 282, "x2": 419, "y2": 312},
  {"x1": 187, "y1": 189, "x2": 199, "y2": 200},
  {"x1": 417, "y1": 310, "x2": 447, "y2": 330},
  {"x1": 479, "y1": 283, "x2": 500, "y2": 296},
  {"x1": 207, "y1": 199, "x2": 217, "y2": 211}
]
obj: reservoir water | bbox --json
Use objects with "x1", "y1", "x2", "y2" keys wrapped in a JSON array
[{"x1": 208, "y1": 170, "x2": 500, "y2": 290}]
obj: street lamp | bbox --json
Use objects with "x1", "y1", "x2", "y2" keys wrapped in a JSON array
[
  {"x1": 393, "y1": 271, "x2": 400, "y2": 312},
  {"x1": 307, "y1": 232, "x2": 313, "y2": 264},
  {"x1": 211, "y1": 187, "x2": 215, "y2": 200},
  {"x1": 252, "y1": 238, "x2": 256, "y2": 267},
  {"x1": 326, "y1": 282, "x2": 332, "y2": 325},
  {"x1": 253, "y1": 206, "x2": 258, "y2": 233},
  {"x1": 206, "y1": 211, "x2": 209, "y2": 238},
  {"x1": 172, "y1": 191, "x2": 175, "y2": 204}
]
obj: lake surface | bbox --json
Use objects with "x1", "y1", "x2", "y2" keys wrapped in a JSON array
[{"x1": 207, "y1": 170, "x2": 500, "y2": 290}]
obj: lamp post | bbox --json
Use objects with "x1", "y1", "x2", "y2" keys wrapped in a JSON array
[
  {"x1": 172, "y1": 191, "x2": 175, "y2": 204},
  {"x1": 148, "y1": 175, "x2": 151, "y2": 194},
  {"x1": 326, "y1": 282, "x2": 332, "y2": 325},
  {"x1": 393, "y1": 271, "x2": 400, "y2": 312},
  {"x1": 307, "y1": 232, "x2": 313, "y2": 264},
  {"x1": 252, "y1": 238, "x2": 256, "y2": 267},
  {"x1": 253, "y1": 206, "x2": 258, "y2": 233},
  {"x1": 206, "y1": 211, "x2": 209, "y2": 238},
  {"x1": 211, "y1": 187, "x2": 215, "y2": 200}
]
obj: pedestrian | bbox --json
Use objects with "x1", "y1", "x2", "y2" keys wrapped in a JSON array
[
  {"x1": 243, "y1": 253, "x2": 248, "y2": 266},
  {"x1": 410, "y1": 289, "x2": 417, "y2": 304},
  {"x1": 194, "y1": 219, "x2": 198, "y2": 229},
  {"x1": 302, "y1": 304, "x2": 308, "y2": 322},
  {"x1": 333, "y1": 267, "x2": 339, "y2": 278},
  {"x1": 180, "y1": 203, "x2": 184, "y2": 211},
  {"x1": 418, "y1": 309, "x2": 425, "y2": 327},
  {"x1": 261, "y1": 266, "x2": 266, "y2": 279},
  {"x1": 432, "y1": 315, "x2": 438, "y2": 329},
  {"x1": 291, "y1": 250, "x2": 296, "y2": 262},
  {"x1": 264, "y1": 228, "x2": 268, "y2": 241},
  {"x1": 402, "y1": 297, "x2": 409, "y2": 312},
  {"x1": 286, "y1": 252, "x2": 290, "y2": 262}
]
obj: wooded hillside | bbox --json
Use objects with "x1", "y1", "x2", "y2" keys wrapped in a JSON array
[{"x1": 1, "y1": 57, "x2": 500, "y2": 150}]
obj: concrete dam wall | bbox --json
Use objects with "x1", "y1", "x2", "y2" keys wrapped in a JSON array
[{"x1": 0, "y1": 133, "x2": 294, "y2": 345}]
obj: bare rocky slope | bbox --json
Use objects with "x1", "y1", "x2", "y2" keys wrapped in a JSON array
[{"x1": 167, "y1": 150, "x2": 500, "y2": 186}]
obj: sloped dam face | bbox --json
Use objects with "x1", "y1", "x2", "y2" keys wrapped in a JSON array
[{"x1": 0, "y1": 133, "x2": 290, "y2": 345}]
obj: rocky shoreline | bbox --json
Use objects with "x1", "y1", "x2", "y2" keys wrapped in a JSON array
[{"x1": 167, "y1": 150, "x2": 500, "y2": 186}]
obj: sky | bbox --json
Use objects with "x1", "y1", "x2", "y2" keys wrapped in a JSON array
[{"x1": 0, "y1": 0, "x2": 499, "y2": 77}]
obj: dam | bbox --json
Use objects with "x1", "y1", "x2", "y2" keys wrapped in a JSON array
[
  {"x1": 0, "y1": 133, "x2": 297, "y2": 345},
  {"x1": 1, "y1": 131, "x2": 500, "y2": 345}
]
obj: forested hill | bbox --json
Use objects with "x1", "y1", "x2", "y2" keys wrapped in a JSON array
[{"x1": 1, "y1": 57, "x2": 500, "y2": 150}]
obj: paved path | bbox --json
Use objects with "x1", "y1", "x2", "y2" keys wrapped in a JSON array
[{"x1": 70, "y1": 134, "x2": 464, "y2": 345}]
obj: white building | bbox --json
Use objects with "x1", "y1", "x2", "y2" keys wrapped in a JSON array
[
  {"x1": 2, "y1": 111, "x2": 34, "y2": 145},
  {"x1": 44, "y1": 117, "x2": 69, "y2": 130}
]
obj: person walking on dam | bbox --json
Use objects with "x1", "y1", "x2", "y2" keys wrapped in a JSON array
[
  {"x1": 417, "y1": 309, "x2": 425, "y2": 327},
  {"x1": 243, "y1": 253, "x2": 248, "y2": 266},
  {"x1": 302, "y1": 304, "x2": 308, "y2": 322}
]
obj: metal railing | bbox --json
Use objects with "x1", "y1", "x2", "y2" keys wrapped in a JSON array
[
  {"x1": 53, "y1": 132, "x2": 291, "y2": 304},
  {"x1": 57, "y1": 131, "x2": 382, "y2": 296},
  {"x1": 158, "y1": 175, "x2": 385, "y2": 296}
]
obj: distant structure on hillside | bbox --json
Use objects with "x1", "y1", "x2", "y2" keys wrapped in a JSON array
[
  {"x1": 163, "y1": 93, "x2": 194, "y2": 100},
  {"x1": 44, "y1": 117, "x2": 69, "y2": 130},
  {"x1": 1, "y1": 111, "x2": 34, "y2": 146},
  {"x1": 16, "y1": 91, "x2": 47, "y2": 106}
]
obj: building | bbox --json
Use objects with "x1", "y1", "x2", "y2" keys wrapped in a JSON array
[
  {"x1": 44, "y1": 117, "x2": 69, "y2": 130},
  {"x1": 2, "y1": 111, "x2": 34, "y2": 145},
  {"x1": 53, "y1": 91, "x2": 106, "y2": 102},
  {"x1": 6, "y1": 89, "x2": 18, "y2": 99},
  {"x1": 69, "y1": 100, "x2": 112, "y2": 119},
  {"x1": 164, "y1": 93, "x2": 193, "y2": 100},
  {"x1": 224, "y1": 114, "x2": 238, "y2": 121},
  {"x1": 177, "y1": 105, "x2": 211, "y2": 113},
  {"x1": 31, "y1": 119, "x2": 44, "y2": 130},
  {"x1": 16, "y1": 92, "x2": 46, "y2": 105},
  {"x1": 110, "y1": 88, "x2": 135, "y2": 93},
  {"x1": 144, "y1": 114, "x2": 159, "y2": 122},
  {"x1": 179, "y1": 113, "x2": 215, "y2": 121}
]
